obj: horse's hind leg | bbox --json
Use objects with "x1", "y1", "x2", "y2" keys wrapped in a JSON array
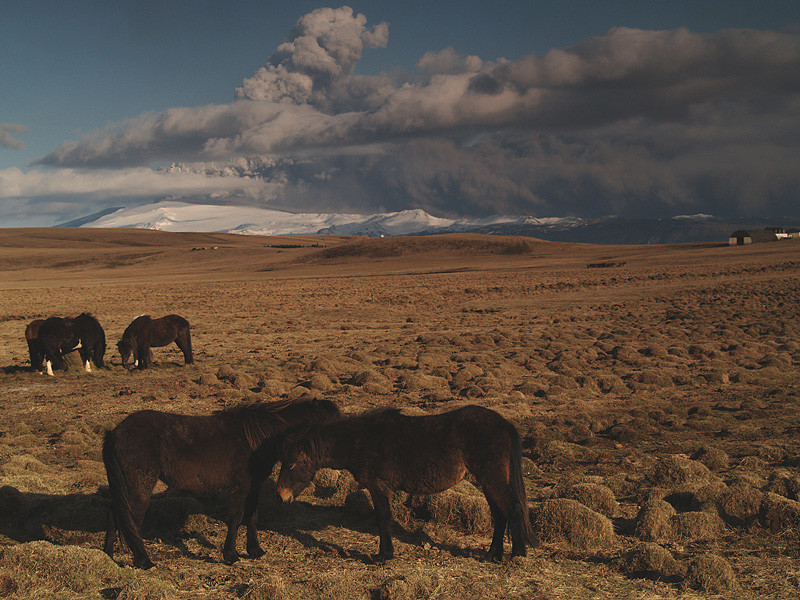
[
  {"x1": 508, "y1": 499, "x2": 531, "y2": 557},
  {"x1": 483, "y1": 483, "x2": 529, "y2": 559},
  {"x1": 104, "y1": 510, "x2": 117, "y2": 557},
  {"x1": 115, "y1": 475, "x2": 157, "y2": 569},
  {"x1": 485, "y1": 497, "x2": 507, "y2": 562},
  {"x1": 176, "y1": 331, "x2": 194, "y2": 365}
]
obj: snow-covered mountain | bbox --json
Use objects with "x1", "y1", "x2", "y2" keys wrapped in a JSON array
[
  {"x1": 71, "y1": 200, "x2": 778, "y2": 244},
  {"x1": 77, "y1": 201, "x2": 577, "y2": 237}
]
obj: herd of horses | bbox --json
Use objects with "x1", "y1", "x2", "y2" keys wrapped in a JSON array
[
  {"x1": 24, "y1": 313, "x2": 193, "y2": 375},
  {"x1": 21, "y1": 313, "x2": 537, "y2": 567}
]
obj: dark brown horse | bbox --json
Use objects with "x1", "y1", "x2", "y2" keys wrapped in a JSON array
[
  {"x1": 24, "y1": 319, "x2": 46, "y2": 371},
  {"x1": 117, "y1": 314, "x2": 193, "y2": 369},
  {"x1": 276, "y1": 405, "x2": 537, "y2": 562},
  {"x1": 38, "y1": 313, "x2": 106, "y2": 375},
  {"x1": 102, "y1": 398, "x2": 341, "y2": 568}
]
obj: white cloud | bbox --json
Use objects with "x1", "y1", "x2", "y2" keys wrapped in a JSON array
[
  {"x1": 1, "y1": 165, "x2": 266, "y2": 199},
  {"x1": 0, "y1": 123, "x2": 26, "y2": 150},
  {"x1": 417, "y1": 47, "x2": 483, "y2": 75}
]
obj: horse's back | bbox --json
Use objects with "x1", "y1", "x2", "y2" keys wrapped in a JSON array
[
  {"x1": 365, "y1": 405, "x2": 514, "y2": 443},
  {"x1": 112, "y1": 411, "x2": 239, "y2": 474},
  {"x1": 348, "y1": 406, "x2": 516, "y2": 488},
  {"x1": 147, "y1": 314, "x2": 190, "y2": 346},
  {"x1": 162, "y1": 314, "x2": 190, "y2": 328}
]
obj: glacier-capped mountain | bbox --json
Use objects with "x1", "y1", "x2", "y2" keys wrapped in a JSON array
[
  {"x1": 77, "y1": 201, "x2": 579, "y2": 237},
  {"x1": 69, "y1": 200, "x2": 778, "y2": 244}
]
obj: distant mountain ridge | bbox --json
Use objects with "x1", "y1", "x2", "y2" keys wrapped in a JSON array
[{"x1": 66, "y1": 200, "x2": 796, "y2": 245}]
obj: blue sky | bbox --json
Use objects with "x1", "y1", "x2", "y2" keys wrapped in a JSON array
[{"x1": 2, "y1": 1, "x2": 799, "y2": 226}]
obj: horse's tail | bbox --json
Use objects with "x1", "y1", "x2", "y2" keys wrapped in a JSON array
[
  {"x1": 102, "y1": 428, "x2": 149, "y2": 565},
  {"x1": 179, "y1": 320, "x2": 194, "y2": 364},
  {"x1": 95, "y1": 321, "x2": 107, "y2": 367},
  {"x1": 184, "y1": 326, "x2": 194, "y2": 364},
  {"x1": 508, "y1": 424, "x2": 538, "y2": 547}
]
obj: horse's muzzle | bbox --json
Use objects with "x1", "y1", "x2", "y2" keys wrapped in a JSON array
[{"x1": 277, "y1": 486, "x2": 294, "y2": 503}]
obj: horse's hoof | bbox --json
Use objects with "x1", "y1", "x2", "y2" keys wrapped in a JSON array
[
  {"x1": 372, "y1": 552, "x2": 393, "y2": 563},
  {"x1": 223, "y1": 553, "x2": 240, "y2": 565},
  {"x1": 134, "y1": 557, "x2": 155, "y2": 570},
  {"x1": 248, "y1": 546, "x2": 266, "y2": 559},
  {"x1": 483, "y1": 551, "x2": 503, "y2": 563}
]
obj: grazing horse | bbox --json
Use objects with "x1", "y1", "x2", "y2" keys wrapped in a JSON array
[
  {"x1": 38, "y1": 313, "x2": 106, "y2": 375},
  {"x1": 24, "y1": 319, "x2": 46, "y2": 371},
  {"x1": 118, "y1": 314, "x2": 193, "y2": 369},
  {"x1": 102, "y1": 398, "x2": 342, "y2": 568},
  {"x1": 277, "y1": 404, "x2": 537, "y2": 562}
]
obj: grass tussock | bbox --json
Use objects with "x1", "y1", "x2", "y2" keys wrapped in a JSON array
[
  {"x1": 531, "y1": 499, "x2": 616, "y2": 551},
  {"x1": 0, "y1": 540, "x2": 176, "y2": 599},
  {"x1": 685, "y1": 553, "x2": 738, "y2": 594},
  {"x1": 616, "y1": 542, "x2": 685, "y2": 581}
]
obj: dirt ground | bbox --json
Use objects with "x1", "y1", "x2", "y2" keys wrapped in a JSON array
[{"x1": 1, "y1": 228, "x2": 799, "y2": 599}]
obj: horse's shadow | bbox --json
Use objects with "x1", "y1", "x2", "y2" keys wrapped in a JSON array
[
  {"x1": 0, "y1": 484, "x2": 224, "y2": 557},
  {"x1": 259, "y1": 496, "x2": 487, "y2": 564},
  {"x1": 0, "y1": 483, "x2": 486, "y2": 565},
  {"x1": 0, "y1": 365, "x2": 38, "y2": 375},
  {"x1": 0, "y1": 485, "x2": 109, "y2": 545}
]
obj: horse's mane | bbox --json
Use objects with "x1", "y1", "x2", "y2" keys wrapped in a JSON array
[
  {"x1": 219, "y1": 398, "x2": 341, "y2": 451},
  {"x1": 359, "y1": 407, "x2": 402, "y2": 419},
  {"x1": 291, "y1": 406, "x2": 400, "y2": 464}
]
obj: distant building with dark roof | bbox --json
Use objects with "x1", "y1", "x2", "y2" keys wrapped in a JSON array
[{"x1": 728, "y1": 229, "x2": 779, "y2": 245}]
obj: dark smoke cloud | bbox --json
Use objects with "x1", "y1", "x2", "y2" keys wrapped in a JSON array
[{"x1": 24, "y1": 12, "x2": 800, "y2": 219}]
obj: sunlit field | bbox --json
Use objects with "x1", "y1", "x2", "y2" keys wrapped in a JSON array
[{"x1": 1, "y1": 228, "x2": 799, "y2": 599}]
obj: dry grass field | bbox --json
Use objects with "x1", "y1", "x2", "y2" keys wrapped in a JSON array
[{"x1": 1, "y1": 227, "x2": 799, "y2": 599}]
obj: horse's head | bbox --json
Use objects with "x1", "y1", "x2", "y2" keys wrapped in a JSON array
[
  {"x1": 117, "y1": 339, "x2": 133, "y2": 367},
  {"x1": 276, "y1": 432, "x2": 320, "y2": 503}
]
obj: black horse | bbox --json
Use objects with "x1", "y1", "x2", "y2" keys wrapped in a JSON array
[
  {"x1": 102, "y1": 398, "x2": 341, "y2": 568},
  {"x1": 38, "y1": 313, "x2": 106, "y2": 375},
  {"x1": 24, "y1": 319, "x2": 46, "y2": 371},
  {"x1": 117, "y1": 314, "x2": 193, "y2": 369},
  {"x1": 277, "y1": 404, "x2": 537, "y2": 562}
]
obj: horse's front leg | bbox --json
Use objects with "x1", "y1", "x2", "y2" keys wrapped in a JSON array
[
  {"x1": 367, "y1": 482, "x2": 395, "y2": 561},
  {"x1": 137, "y1": 345, "x2": 152, "y2": 369},
  {"x1": 78, "y1": 347, "x2": 92, "y2": 372},
  {"x1": 222, "y1": 486, "x2": 246, "y2": 564},
  {"x1": 243, "y1": 471, "x2": 267, "y2": 559}
]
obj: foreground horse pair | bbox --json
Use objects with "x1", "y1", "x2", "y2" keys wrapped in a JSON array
[
  {"x1": 26, "y1": 314, "x2": 106, "y2": 375},
  {"x1": 105, "y1": 401, "x2": 535, "y2": 567}
]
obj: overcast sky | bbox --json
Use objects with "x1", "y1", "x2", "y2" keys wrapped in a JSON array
[{"x1": 2, "y1": 1, "x2": 799, "y2": 226}]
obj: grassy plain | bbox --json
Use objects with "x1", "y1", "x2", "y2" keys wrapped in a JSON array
[{"x1": 1, "y1": 228, "x2": 799, "y2": 599}]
